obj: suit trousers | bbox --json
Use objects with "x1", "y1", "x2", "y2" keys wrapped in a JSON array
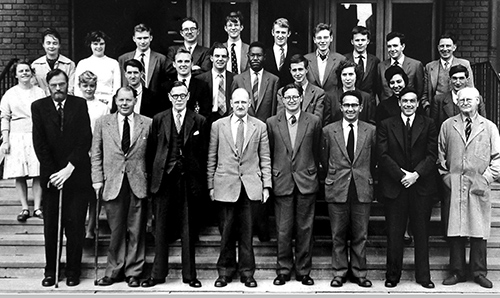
[
  {"x1": 448, "y1": 236, "x2": 487, "y2": 278},
  {"x1": 274, "y1": 189, "x2": 316, "y2": 276},
  {"x1": 102, "y1": 174, "x2": 146, "y2": 279},
  {"x1": 328, "y1": 199, "x2": 371, "y2": 278},
  {"x1": 383, "y1": 189, "x2": 433, "y2": 283},
  {"x1": 217, "y1": 186, "x2": 256, "y2": 278},
  {"x1": 42, "y1": 185, "x2": 90, "y2": 278},
  {"x1": 151, "y1": 168, "x2": 198, "y2": 281}
]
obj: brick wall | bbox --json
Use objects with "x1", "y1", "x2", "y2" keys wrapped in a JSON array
[
  {"x1": 443, "y1": 0, "x2": 490, "y2": 64},
  {"x1": 0, "y1": 0, "x2": 71, "y2": 70}
]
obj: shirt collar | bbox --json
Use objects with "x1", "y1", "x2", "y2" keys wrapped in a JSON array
[
  {"x1": 316, "y1": 49, "x2": 330, "y2": 58},
  {"x1": 285, "y1": 110, "x2": 300, "y2": 123},
  {"x1": 353, "y1": 51, "x2": 366, "y2": 59},
  {"x1": 53, "y1": 98, "x2": 66, "y2": 109},
  {"x1": 461, "y1": 112, "x2": 478, "y2": 123},
  {"x1": 252, "y1": 69, "x2": 264, "y2": 76},
  {"x1": 117, "y1": 112, "x2": 135, "y2": 122},
  {"x1": 231, "y1": 114, "x2": 248, "y2": 125},
  {"x1": 212, "y1": 68, "x2": 225, "y2": 78},
  {"x1": 132, "y1": 84, "x2": 143, "y2": 95},
  {"x1": 273, "y1": 43, "x2": 288, "y2": 53},
  {"x1": 400, "y1": 113, "x2": 415, "y2": 125},
  {"x1": 391, "y1": 54, "x2": 405, "y2": 66},
  {"x1": 177, "y1": 74, "x2": 192, "y2": 86},
  {"x1": 441, "y1": 57, "x2": 454, "y2": 68},
  {"x1": 135, "y1": 48, "x2": 151, "y2": 57},
  {"x1": 227, "y1": 39, "x2": 242, "y2": 47},
  {"x1": 172, "y1": 108, "x2": 187, "y2": 120},
  {"x1": 342, "y1": 119, "x2": 358, "y2": 130},
  {"x1": 184, "y1": 42, "x2": 197, "y2": 52}
]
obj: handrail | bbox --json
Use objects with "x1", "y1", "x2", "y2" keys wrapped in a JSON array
[
  {"x1": 0, "y1": 58, "x2": 19, "y2": 98},
  {"x1": 471, "y1": 61, "x2": 500, "y2": 127}
]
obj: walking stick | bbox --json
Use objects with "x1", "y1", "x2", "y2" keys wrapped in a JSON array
[
  {"x1": 94, "y1": 188, "x2": 100, "y2": 286},
  {"x1": 55, "y1": 186, "x2": 63, "y2": 288}
]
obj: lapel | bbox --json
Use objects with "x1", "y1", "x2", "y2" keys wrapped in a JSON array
[
  {"x1": 242, "y1": 117, "x2": 257, "y2": 154},
  {"x1": 267, "y1": 48, "x2": 279, "y2": 73},
  {"x1": 224, "y1": 71, "x2": 233, "y2": 114},
  {"x1": 161, "y1": 110, "x2": 173, "y2": 145},
  {"x1": 147, "y1": 52, "x2": 157, "y2": 84},
  {"x1": 108, "y1": 113, "x2": 122, "y2": 150},
  {"x1": 256, "y1": 71, "x2": 270, "y2": 111},
  {"x1": 364, "y1": 54, "x2": 374, "y2": 80},
  {"x1": 302, "y1": 84, "x2": 314, "y2": 111},
  {"x1": 354, "y1": 122, "x2": 368, "y2": 163},
  {"x1": 242, "y1": 71, "x2": 256, "y2": 113},
  {"x1": 410, "y1": 115, "x2": 424, "y2": 148},
  {"x1": 292, "y1": 113, "x2": 309, "y2": 159},
  {"x1": 322, "y1": 54, "x2": 338, "y2": 85},
  {"x1": 192, "y1": 45, "x2": 203, "y2": 64},
  {"x1": 221, "y1": 116, "x2": 238, "y2": 155},
  {"x1": 276, "y1": 112, "x2": 293, "y2": 158},
  {"x1": 332, "y1": 122, "x2": 350, "y2": 161},
  {"x1": 130, "y1": 113, "x2": 145, "y2": 149},
  {"x1": 452, "y1": 116, "x2": 468, "y2": 145},
  {"x1": 183, "y1": 110, "x2": 195, "y2": 146},
  {"x1": 428, "y1": 60, "x2": 439, "y2": 91},
  {"x1": 391, "y1": 117, "x2": 406, "y2": 152},
  {"x1": 443, "y1": 93, "x2": 457, "y2": 118},
  {"x1": 44, "y1": 97, "x2": 60, "y2": 128},
  {"x1": 308, "y1": 54, "x2": 321, "y2": 85},
  {"x1": 468, "y1": 116, "x2": 485, "y2": 145},
  {"x1": 240, "y1": 43, "x2": 249, "y2": 73},
  {"x1": 62, "y1": 96, "x2": 78, "y2": 130}
]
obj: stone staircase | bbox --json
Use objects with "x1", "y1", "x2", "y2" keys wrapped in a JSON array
[{"x1": 0, "y1": 179, "x2": 499, "y2": 292}]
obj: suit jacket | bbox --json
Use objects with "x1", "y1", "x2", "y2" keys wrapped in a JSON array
[
  {"x1": 195, "y1": 70, "x2": 235, "y2": 124},
  {"x1": 321, "y1": 120, "x2": 376, "y2": 203},
  {"x1": 118, "y1": 50, "x2": 168, "y2": 94},
  {"x1": 377, "y1": 114, "x2": 438, "y2": 200},
  {"x1": 207, "y1": 115, "x2": 272, "y2": 202},
  {"x1": 324, "y1": 87, "x2": 374, "y2": 126},
  {"x1": 231, "y1": 69, "x2": 279, "y2": 122},
  {"x1": 431, "y1": 91, "x2": 487, "y2": 131},
  {"x1": 31, "y1": 95, "x2": 92, "y2": 189},
  {"x1": 147, "y1": 108, "x2": 208, "y2": 196},
  {"x1": 266, "y1": 111, "x2": 321, "y2": 196},
  {"x1": 111, "y1": 86, "x2": 159, "y2": 118},
  {"x1": 377, "y1": 56, "x2": 424, "y2": 102},
  {"x1": 223, "y1": 41, "x2": 250, "y2": 74},
  {"x1": 91, "y1": 113, "x2": 152, "y2": 201},
  {"x1": 159, "y1": 77, "x2": 211, "y2": 117},
  {"x1": 166, "y1": 44, "x2": 211, "y2": 77},
  {"x1": 344, "y1": 52, "x2": 380, "y2": 95},
  {"x1": 263, "y1": 45, "x2": 302, "y2": 88},
  {"x1": 276, "y1": 83, "x2": 325, "y2": 123},
  {"x1": 423, "y1": 57, "x2": 474, "y2": 105}
]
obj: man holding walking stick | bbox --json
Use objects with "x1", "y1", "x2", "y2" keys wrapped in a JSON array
[{"x1": 32, "y1": 68, "x2": 93, "y2": 287}]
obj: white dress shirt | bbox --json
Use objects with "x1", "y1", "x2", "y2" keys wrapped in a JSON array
[
  {"x1": 353, "y1": 51, "x2": 367, "y2": 73},
  {"x1": 273, "y1": 44, "x2": 288, "y2": 70},
  {"x1": 211, "y1": 69, "x2": 225, "y2": 112},
  {"x1": 400, "y1": 113, "x2": 415, "y2": 127},
  {"x1": 251, "y1": 69, "x2": 263, "y2": 96},
  {"x1": 118, "y1": 112, "x2": 135, "y2": 143},
  {"x1": 316, "y1": 50, "x2": 329, "y2": 84},
  {"x1": 134, "y1": 48, "x2": 151, "y2": 87},
  {"x1": 231, "y1": 114, "x2": 248, "y2": 144},
  {"x1": 342, "y1": 119, "x2": 358, "y2": 153}
]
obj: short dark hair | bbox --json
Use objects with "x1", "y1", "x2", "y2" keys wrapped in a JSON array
[
  {"x1": 386, "y1": 31, "x2": 406, "y2": 45},
  {"x1": 133, "y1": 23, "x2": 152, "y2": 35},
  {"x1": 273, "y1": 18, "x2": 290, "y2": 29},
  {"x1": 336, "y1": 60, "x2": 361, "y2": 86},
  {"x1": 439, "y1": 32, "x2": 457, "y2": 44},
  {"x1": 340, "y1": 89, "x2": 362, "y2": 104},
  {"x1": 398, "y1": 87, "x2": 418, "y2": 99},
  {"x1": 282, "y1": 83, "x2": 303, "y2": 97},
  {"x1": 46, "y1": 68, "x2": 68, "y2": 84},
  {"x1": 289, "y1": 54, "x2": 308, "y2": 68},
  {"x1": 42, "y1": 28, "x2": 61, "y2": 42},
  {"x1": 313, "y1": 23, "x2": 333, "y2": 37},
  {"x1": 114, "y1": 86, "x2": 138, "y2": 100},
  {"x1": 449, "y1": 64, "x2": 469, "y2": 78},
  {"x1": 248, "y1": 41, "x2": 266, "y2": 52},
  {"x1": 85, "y1": 30, "x2": 110, "y2": 47},
  {"x1": 351, "y1": 25, "x2": 371, "y2": 40},
  {"x1": 175, "y1": 47, "x2": 192, "y2": 61},
  {"x1": 11, "y1": 60, "x2": 33, "y2": 77},
  {"x1": 226, "y1": 11, "x2": 243, "y2": 24},
  {"x1": 124, "y1": 59, "x2": 144, "y2": 72},
  {"x1": 171, "y1": 80, "x2": 189, "y2": 90},
  {"x1": 209, "y1": 42, "x2": 229, "y2": 56},
  {"x1": 384, "y1": 65, "x2": 408, "y2": 86},
  {"x1": 181, "y1": 17, "x2": 199, "y2": 29}
]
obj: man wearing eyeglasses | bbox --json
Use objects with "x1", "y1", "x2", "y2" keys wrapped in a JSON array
[
  {"x1": 321, "y1": 90, "x2": 376, "y2": 288},
  {"x1": 166, "y1": 17, "x2": 211, "y2": 77},
  {"x1": 142, "y1": 80, "x2": 208, "y2": 288},
  {"x1": 266, "y1": 83, "x2": 322, "y2": 286}
]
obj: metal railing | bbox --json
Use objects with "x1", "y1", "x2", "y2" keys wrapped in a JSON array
[
  {"x1": 0, "y1": 58, "x2": 18, "y2": 98},
  {"x1": 472, "y1": 61, "x2": 500, "y2": 127}
]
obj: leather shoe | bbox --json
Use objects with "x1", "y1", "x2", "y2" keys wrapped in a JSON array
[
  {"x1": 183, "y1": 278, "x2": 202, "y2": 288},
  {"x1": 241, "y1": 276, "x2": 257, "y2": 288},
  {"x1": 97, "y1": 276, "x2": 115, "y2": 286},
  {"x1": 42, "y1": 276, "x2": 55, "y2": 287},
  {"x1": 474, "y1": 275, "x2": 493, "y2": 288},
  {"x1": 418, "y1": 280, "x2": 435, "y2": 289},
  {"x1": 330, "y1": 276, "x2": 346, "y2": 287},
  {"x1": 66, "y1": 277, "x2": 80, "y2": 287},
  {"x1": 297, "y1": 275, "x2": 314, "y2": 286},
  {"x1": 214, "y1": 276, "x2": 232, "y2": 287},
  {"x1": 127, "y1": 276, "x2": 140, "y2": 288},
  {"x1": 385, "y1": 280, "x2": 398, "y2": 288},
  {"x1": 141, "y1": 277, "x2": 165, "y2": 288},
  {"x1": 442, "y1": 274, "x2": 466, "y2": 285},
  {"x1": 404, "y1": 235, "x2": 413, "y2": 245},
  {"x1": 352, "y1": 277, "x2": 372, "y2": 287},
  {"x1": 273, "y1": 274, "x2": 290, "y2": 285}
]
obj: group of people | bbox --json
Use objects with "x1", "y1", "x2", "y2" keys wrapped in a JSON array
[{"x1": 1, "y1": 10, "x2": 498, "y2": 291}]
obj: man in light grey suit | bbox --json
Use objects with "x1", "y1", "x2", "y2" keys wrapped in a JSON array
[
  {"x1": 223, "y1": 11, "x2": 249, "y2": 75},
  {"x1": 207, "y1": 88, "x2": 272, "y2": 288},
  {"x1": 91, "y1": 86, "x2": 152, "y2": 287}
]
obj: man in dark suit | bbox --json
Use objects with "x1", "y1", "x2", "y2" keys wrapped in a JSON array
[
  {"x1": 207, "y1": 88, "x2": 272, "y2": 288},
  {"x1": 377, "y1": 32, "x2": 424, "y2": 104},
  {"x1": 196, "y1": 42, "x2": 234, "y2": 126},
  {"x1": 142, "y1": 81, "x2": 207, "y2": 288},
  {"x1": 322, "y1": 90, "x2": 376, "y2": 288},
  {"x1": 262, "y1": 18, "x2": 302, "y2": 88},
  {"x1": 267, "y1": 84, "x2": 321, "y2": 286},
  {"x1": 277, "y1": 54, "x2": 325, "y2": 122},
  {"x1": 166, "y1": 17, "x2": 211, "y2": 77},
  {"x1": 223, "y1": 11, "x2": 249, "y2": 75},
  {"x1": 118, "y1": 24, "x2": 168, "y2": 94},
  {"x1": 92, "y1": 87, "x2": 152, "y2": 287},
  {"x1": 32, "y1": 69, "x2": 93, "y2": 287},
  {"x1": 377, "y1": 87, "x2": 438, "y2": 289}
]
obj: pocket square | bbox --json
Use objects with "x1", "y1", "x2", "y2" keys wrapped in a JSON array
[{"x1": 193, "y1": 131, "x2": 199, "y2": 136}]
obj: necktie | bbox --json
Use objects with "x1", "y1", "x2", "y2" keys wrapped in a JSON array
[
  {"x1": 278, "y1": 46, "x2": 285, "y2": 71},
  {"x1": 122, "y1": 116, "x2": 130, "y2": 153},
  {"x1": 465, "y1": 117, "x2": 472, "y2": 140},
  {"x1": 357, "y1": 55, "x2": 365, "y2": 78},
  {"x1": 444, "y1": 61, "x2": 449, "y2": 70},
  {"x1": 290, "y1": 115, "x2": 297, "y2": 125},
  {"x1": 217, "y1": 74, "x2": 226, "y2": 115},
  {"x1": 252, "y1": 72, "x2": 259, "y2": 106},
  {"x1": 406, "y1": 117, "x2": 411, "y2": 133},
  {"x1": 319, "y1": 53, "x2": 327, "y2": 61},
  {"x1": 57, "y1": 102, "x2": 64, "y2": 132},
  {"x1": 187, "y1": 46, "x2": 192, "y2": 54},
  {"x1": 236, "y1": 118, "x2": 244, "y2": 155},
  {"x1": 175, "y1": 112, "x2": 182, "y2": 133},
  {"x1": 393, "y1": 60, "x2": 399, "y2": 67},
  {"x1": 230, "y1": 43, "x2": 238, "y2": 74},
  {"x1": 347, "y1": 123, "x2": 354, "y2": 161},
  {"x1": 140, "y1": 53, "x2": 146, "y2": 87}
]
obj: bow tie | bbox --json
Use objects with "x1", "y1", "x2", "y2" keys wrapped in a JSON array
[{"x1": 319, "y1": 54, "x2": 328, "y2": 61}]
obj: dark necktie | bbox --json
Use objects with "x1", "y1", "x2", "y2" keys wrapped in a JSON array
[
  {"x1": 347, "y1": 123, "x2": 354, "y2": 161},
  {"x1": 393, "y1": 60, "x2": 399, "y2": 67},
  {"x1": 465, "y1": 117, "x2": 472, "y2": 140},
  {"x1": 230, "y1": 43, "x2": 238, "y2": 74},
  {"x1": 290, "y1": 115, "x2": 297, "y2": 125},
  {"x1": 217, "y1": 74, "x2": 226, "y2": 115},
  {"x1": 252, "y1": 72, "x2": 259, "y2": 107},
  {"x1": 122, "y1": 116, "x2": 130, "y2": 154},
  {"x1": 236, "y1": 118, "x2": 244, "y2": 156},
  {"x1": 175, "y1": 113, "x2": 182, "y2": 133},
  {"x1": 57, "y1": 102, "x2": 64, "y2": 132},
  {"x1": 140, "y1": 53, "x2": 146, "y2": 87},
  {"x1": 357, "y1": 55, "x2": 365, "y2": 78},
  {"x1": 278, "y1": 46, "x2": 285, "y2": 71},
  {"x1": 319, "y1": 53, "x2": 327, "y2": 61}
]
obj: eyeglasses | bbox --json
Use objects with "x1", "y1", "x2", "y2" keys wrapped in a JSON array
[
  {"x1": 170, "y1": 93, "x2": 188, "y2": 100},
  {"x1": 342, "y1": 103, "x2": 360, "y2": 108},
  {"x1": 181, "y1": 27, "x2": 197, "y2": 33},
  {"x1": 283, "y1": 95, "x2": 300, "y2": 101}
]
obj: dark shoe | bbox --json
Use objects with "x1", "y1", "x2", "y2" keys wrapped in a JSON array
[
  {"x1": 97, "y1": 276, "x2": 115, "y2": 286},
  {"x1": 273, "y1": 274, "x2": 290, "y2": 286},
  {"x1": 141, "y1": 277, "x2": 165, "y2": 288},
  {"x1": 241, "y1": 276, "x2": 257, "y2": 288},
  {"x1": 418, "y1": 280, "x2": 435, "y2": 289},
  {"x1": 385, "y1": 280, "x2": 398, "y2": 288},
  {"x1": 330, "y1": 276, "x2": 346, "y2": 287},
  {"x1": 183, "y1": 278, "x2": 202, "y2": 288},
  {"x1": 474, "y1": 275, "x2": 493, "y2": 289},
  {"x1": 442, "y1": 274, "x2": 466, "y2": 285},
  {"x1": 42, "y1": 276, "x2": 55, "y2": 287},
  {"x1": 352, "y1": 277, "x2": 372, "y2": 287},
  {"x1": 66, "y1": 277, "x2": 80, "y2": 287},
  {"x1": 404, "y1": 235, "x2": 413, "y2": 245},
  {"x1": 33, "y1": 209, "x2": 44, "y2": 219},
  {"x1": 214, "y1": 276, "x2": 232, "y2": 287},
  {"x1": 127, "y1": 276, "x2": 140, "y2": 288},
  {"x1": 297, "y1": 275, "x2": 314, "y2": 286},
  {"x1": 17, "y1": 209, "x2": 30, "y2": 222}
]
